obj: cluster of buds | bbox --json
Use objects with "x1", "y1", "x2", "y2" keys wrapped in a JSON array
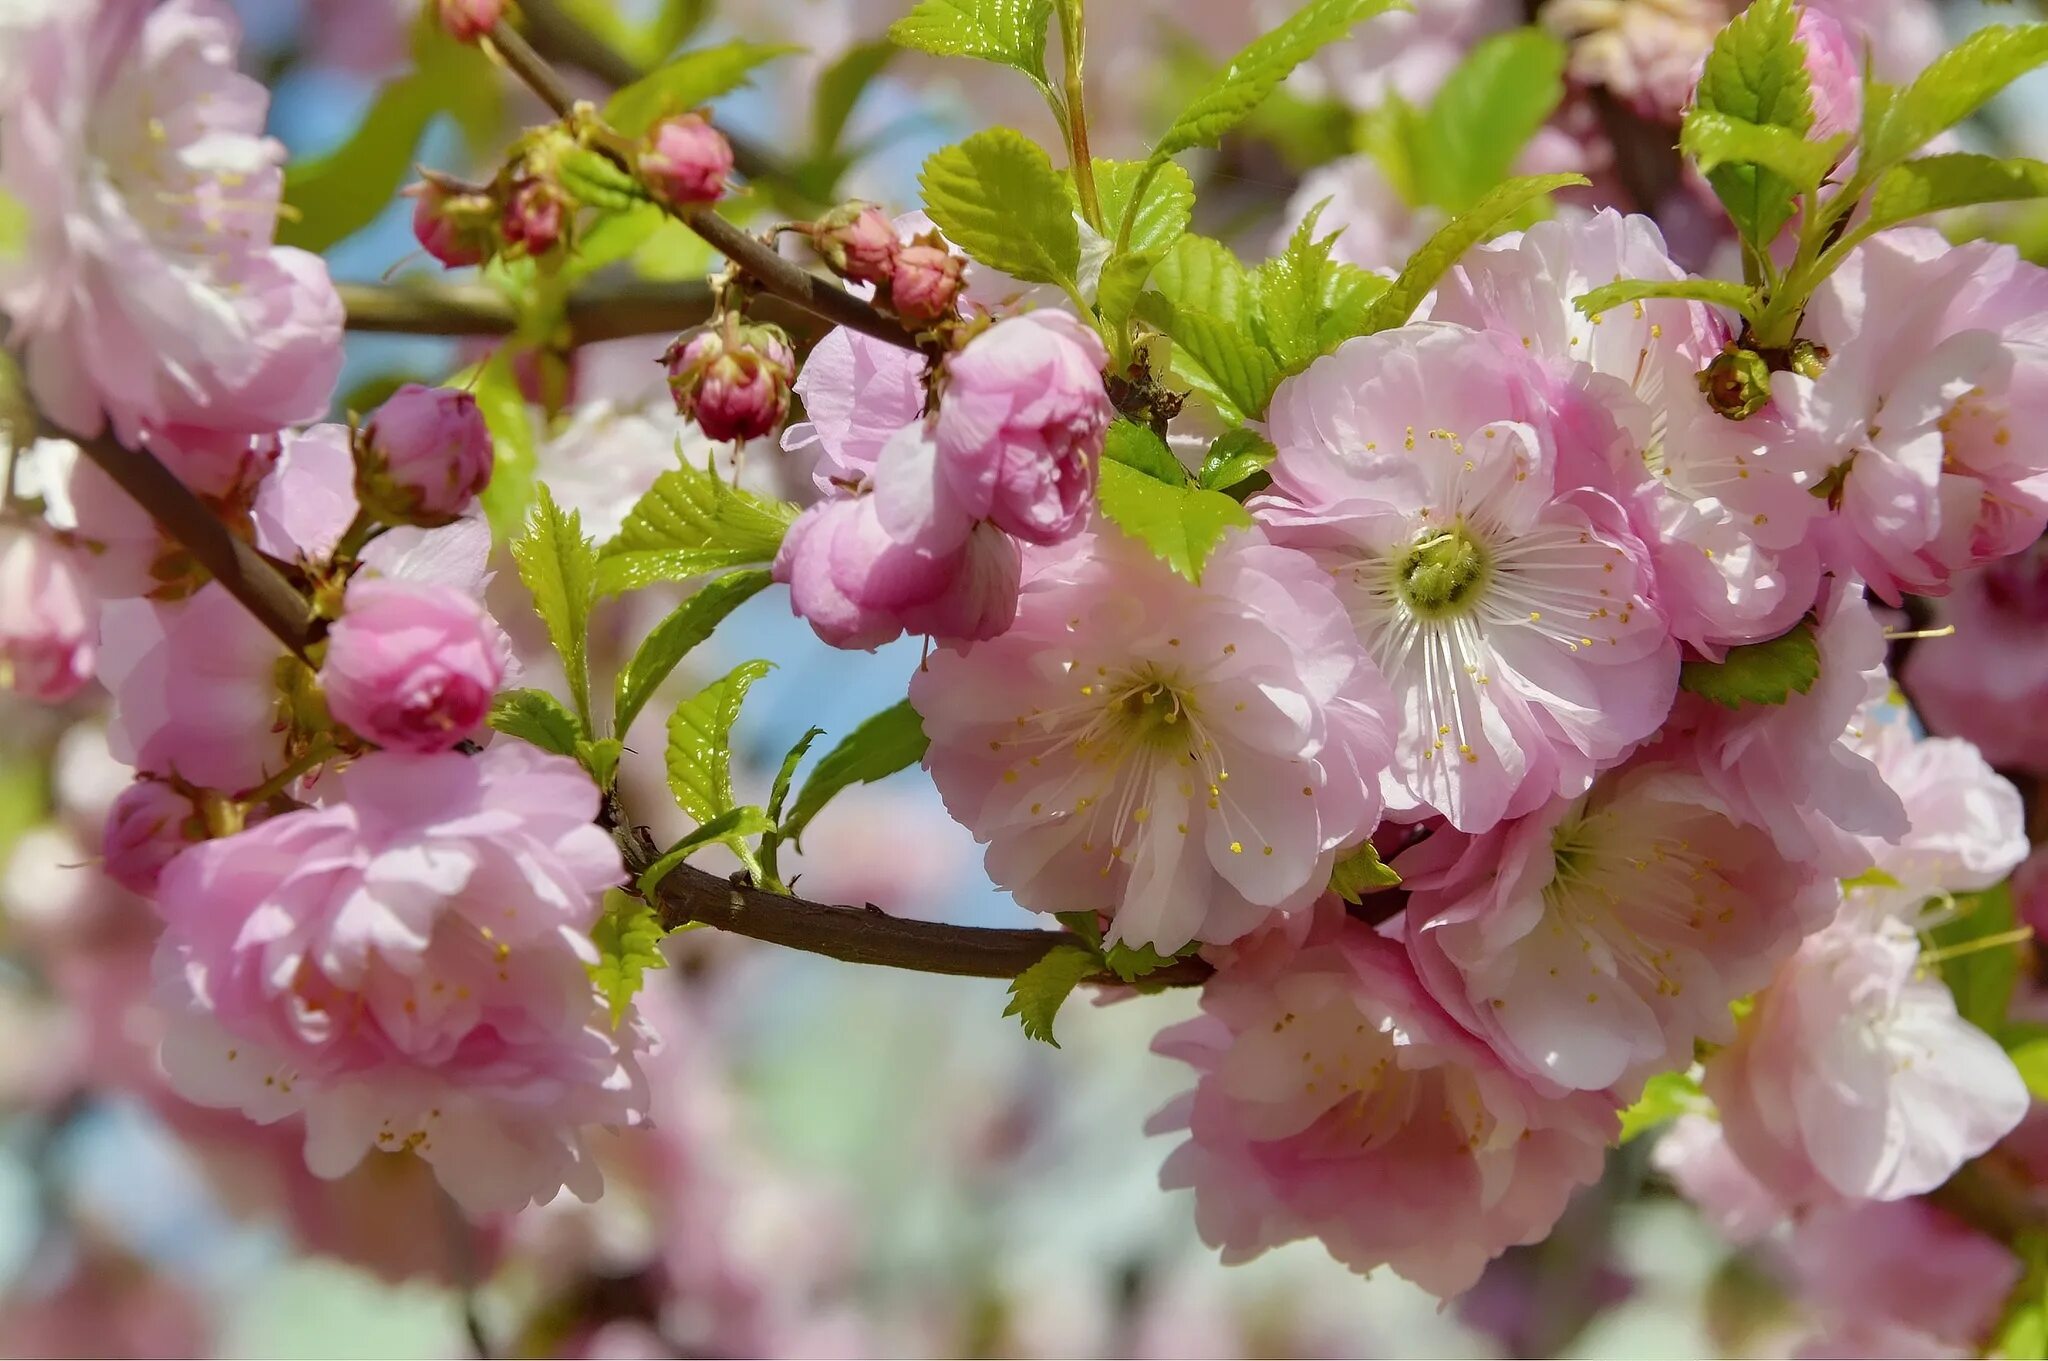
[
  {"x1": 663, "y1": 316, "x2": 797, "y2": 443},
  {"x1": 808, "y1": 204, "x2": 966, "y2": 329},
  {"x1": 353, "y1": 384, "x2": 495, "y2": 527},
  {"x1": 638, "y1": 112, "x2": 733, "y2": 208},
  {"x1": 886, "y1": 230, "x2": 965, "y2": 327}
]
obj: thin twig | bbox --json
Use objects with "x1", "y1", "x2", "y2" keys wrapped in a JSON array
[{"x1": 339, "y1": 279, "x2": 825, "y2": 343}]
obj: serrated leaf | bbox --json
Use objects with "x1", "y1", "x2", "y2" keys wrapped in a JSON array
[
  {"x1": 511, "y1": 486, "x2": 599, "y2": 729},
  {"x1": 1678, "y1": 620, "x2": 1819, "y2": 709},
  {"x1": 1102, "y1": 419, "x2": 1188, "y2": 484},
  {"x1": 1093, "y1": 158, "x2": 1195, "y2": 258},
  {"x1": 1680, "y1": 109, "x2": 1845, "y2": 193},
  {"x1": 665, "y1": 659, "x2": 773, "y2": 828},
  {"x1": 589, "y1": 889, "x2": 668, "y2": 1027},
  {"x1": 1574, "y1": 277, "x2": 1759, "y2": 319},
  {"x1": 1362, "y1": 173, "x2": 1588, "y2": 335},
  {"x1": 1151, "y1": 235, "x2": 1251, "y2": 322},
  {"x1": 1150, "y1": 0, "x2": 1404, "y2": 165},
  {"x1": 474, "y1": 349, "x2": 538, "y2": 539},
  {"x1": 1103, "y1": 942, "x2": 1188, "y2": 984},
  {"x1": 783, "y1": 700, "x2": 930, "y2": 846},
  {"x1": 614, "y1": 570, "x2": 774, "y2": 735},
  {"x1": 1003, "y1": 944, "x2": 1101, "y2": 1047},
  {"x1": 1866, "y1": 24, "x2": 2048, "y2": 170},
  {"x1": 1408, "y1": 28, "x2": 1567, "y2": 212},
  {"x1": 920, "y1": 129, "x2": 1081, "y2": 288},
  {"x1": 1329, "y1": 841, "x2": 1400, "y2": 903},
  {"x1": 1198, "y1": 430, "x2": 1276, "y2": 493},
  {"x1": 1927, "y1": 882, "x2": 2021, "y2": 1038},
  {"x1": 637, "y1": 806, "x2": 777, "y2": 897},
  {"x1": 489, "y1": 688, "x2": 583, "y2": 756},
  {"x1": 603, "y1": 41, "x2": 802, "y2": 137},
  {"x1": 1054, "y1": 910, "x2": 1104, "y2": 950},
  {"x1": 1690, "y1": 0, "x2": 1814, "y2": 247},
  {"x1": 888, "y1": 0, "x2": 1054, "y2": 86},
  {"x1": 557, "y1": 146, "x2": 649, "y2": 210},
  {"x1": 1253, "y1": 201, "x2": 1344, "y2": 371},
  {"x1": 1136, "y1": 295, "x2": 1283, "y2": 421},
  {"x1": 1866, "y1": 153, "x2": 2048, "y2": 233},
  {"x1": 597, "y1": 455, "x2": 797, "y2": 596},
  {"x1": 1097, "y1": 459, "x2": 1252, "y2": 583},
  {"x1": 1617, "y1": 1070, "x2": 1706, "y2": 1143},
  {"x1": 576, "y1": 737, "x2": 623, "y2": 787}
]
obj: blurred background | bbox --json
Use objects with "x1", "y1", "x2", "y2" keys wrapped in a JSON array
[{"x1": 3, "y1": 0, "x2": 2047, "y2": 1355}]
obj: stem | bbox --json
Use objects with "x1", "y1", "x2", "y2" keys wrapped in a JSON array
[
  {"x1": 1056, "y1": 2, "x2": 1103, "y2": 233},
  {"x1": 237, "y1": 738, "x2": 338, "y2": 806},
  {"x1": 342, "y1": 278, "x2": 828, "y2": 344}
]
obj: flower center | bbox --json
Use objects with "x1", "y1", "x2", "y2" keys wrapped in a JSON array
[
  {"x1": 1392, "y1": 524, "x2": 1490, "y2": 619},
  {"x1": 1109, "y1": 670, "x2": 1198, "y2": 754}
]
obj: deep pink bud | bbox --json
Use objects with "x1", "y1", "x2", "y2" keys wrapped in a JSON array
[
  {"x1": 888, "y1": 236, "x2": 964, "y2": 326},
  {"x1": 436, "y1": 0, "x2": 503, "y2": 42},
  {"x1": 102, "y1": 779, "x2": 205, "y2": 897},
  {"x1": 639, "y1": 113, "x2": 733, "y2": 207},
  {"x1": 664, "y1": 322, "x2": 796, "y2": 442},
  {"x1": 813, "y1": 203, "x2": 899, "y2": 286},
  {"x1": 407, "y1": 177, "x2": 498, "y2": 268},
  {"x1": 502, "y1": 176, "x2": 568, "y2": 257},
  {"x1": 357, "y1": 384, "x2": 495, "y2": 526},
  {"x1": 321, "y1": 576, "x2": 510, "y2": 752}
]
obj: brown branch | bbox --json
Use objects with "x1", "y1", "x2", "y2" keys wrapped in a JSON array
[
  {"x1": 482, "y1": 19, "x2": 920, "y2": 352},
  {"x1": 339, "y1": 279, "x2": 826, "y2": 344}
]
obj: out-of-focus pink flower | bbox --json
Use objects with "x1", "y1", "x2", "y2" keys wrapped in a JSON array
[
  {"x1": 0, "y1": 0, "x2": 344, "y2": 447},
  {"x1": 812, "y1": 203, "x2": 899, "y2": 287},
  {"x1": 1808, "y1": 0, "x2": 1943, "y2": 80},
  {"x1": 1795, "y1": 5, "x2": 1860, "y2": 145},
  {"x1": 914, "y1": 528, "x2": 1394, "y2": 951},
  {"x1": 437, "y1": 0, "x2": 503, "y2": 41},
  {"x1": 1650, "y1": 1113, "x2": 1786, "y2": 1243},
  {"x1": 665, "y1": 322, "x2": 797, "y2": 443},
  {"x1": 0, "y1": 522, "x2": 95, "y2": 702},
  {"x1": 100, "y1": 778, "x2": 204, "y2": 896},
  {"x1": 933, "y1": 311, "x2": 1109, "y2": 544},
  {"x1": 1789, "y1": 1199, "x2": 2019, "y2": 1354},
  {"x1": 357, "y1": 384, "x2": 494, "y2": 526},
  {"x1": 889, "y1": 237, "x2": 965, "y2": 326},
  {"x1": 640, "y1": 112, "x2": 733, "y2": 206},
  {"x1": 1273, "y1": 157, "x2": 1441, "y2": 275},
  {"x1": 1906, "y1": 544, "x2": 2048, "y2": 772},
  {"x1": 1546, "y1": 0, "x2": 1726, "y2": 120},
  {"x1": 1258, "y1": 321, "x2": 1679, "y2": 833},
  {"x1": 1849, "y1": 712, "x2": 2027, "y2": 920},
  {"x1": 0, "y1": 1237, "x2": 212, "y2": 1360},
  {"x1": 408, "y1": 175, "x2": 498, "y2": 268},
  {"x1": 322, "y1": 576, "x2": 510, "y2": 752},
  {"x1": 1300, "y1": 0, "x2": 1519, "y2": 110},
  {"x1": 1401, "y1": 762, "x2": 1834, "y2": 1096},
  {"x1": 1152, "y1": 899, "x2": 1614, "y2": 1299},
  {"x1": 154, "y1": 744, "x2": 646, "y2": 1214}
]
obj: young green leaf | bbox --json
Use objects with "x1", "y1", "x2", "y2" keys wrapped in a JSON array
[
  {"x1": 597, "y1": 455, "x2": 797, "y2": 596},
  {"x1": 1360, "y1": 173, "x2": 1588, "y2": 334},
  {"x1": 665, "y1": 659, "x2": 774, "y2": 828},
  {"x1": 1329, "y1": 841, "x2": 1400, "y2": 903},
  {"x1": 783, "y1": 700, "x2": 931, "y2": 846},
  {"x1": 888, "y1": 0, "x2": 1054, "y2": 88},
  {"x1": 1093, "y1": 159, "x2": 1197, "y2": 257},
  {"x1": 1103, "y1": 941, "x2": 1193, "y2": 985},
  {"x1": 1003, "y1": 943, "x2": 1102, "y2": 1047},
  {"x1": 589, "y1": 889, "x2": 668, "y2": 1027},
  {"x1": 1102, "y1": 419, "x2": 1189, "y2": 484},
  {"x1": 614, "y1": 569, "x2": 775, "y2": 735},
  {"x1": 1689, "y1": 0, "x2": 1815, "y2": 247},
  {"x1": 1150, "y1": 234, "x2": 1251, "y2": 322},
  {"x1": 1136, "y1": 295, "x2": 1283, "y2": 421},
  {"x1": 1407, "y1": 27, "x2": 1567, "y2": 212},
  {"x1": 766, "y1": 727, "x2": 827, "y2": 827},
  {"x1": 920, "y1": 129, "x2": 1082, "y2": 288},
  {"x1": 1617, "y1": 1070, "x2": 1707, "y2": 1143},
  {"x1": 1574, "y1": 277, "x2": 1760, "y2": 320},
  {"x1": 556, "y1": 147, "x2": 649, "y2": 210},
  {"x1": 1252, "y1": 201, "x2": 1344, "y2": 372},
  {"x1": 1198, "y1": 430, "x2": 1276, "y2": 493},
  {"x1": 473, "y1": 348, "x2": 539, "y2": 539},
  {"x1": 1097, "y1": 459, "x2": 1253, "y2": 583},
  {"x1": 1677, "y1": 620, "x2": 1820, "y2": 709},
  {"x1": 1865, "y1": 153, "x2": 2048, "y2": 234},
  {"x1": 637, "y1": 806, "x2": 778, "y2": 896},
  {"x1": 511, "y1": 486, "x2": 600, "y2": 730},
  {"x1": 1680, "y1": 109, "x2": 1846, "y2": 194},
  {"x1": 576, "y1": 737, "x2": 624, "y2": 787},
  {"x1": 1865, "y1": 24, "x2": 2048, "y2": 170},
  {"x1": 602, "y1": 41, "x2": 802, "y2": 137},
  {"x1": 1927, "y1": 883, "x2": 2022, "y2": 1038},
  {"x1": 489, "y1": 688, "x2": 584, "y2": 756}
]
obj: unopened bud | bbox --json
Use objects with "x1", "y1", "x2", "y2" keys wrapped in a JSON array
[
  {"x1": 406, "y1": 175, "x2": 498, "y2": 268},
  {"x1": 812, "y1": 203, "x2": 899, "y2": 286},
  {"x1": 102, "y1": 779, "x2": 206, "y2": 897},
  {"x1": 664, "y1": 321, "x2": 796, "y2": 443},
  {"x1": 436, "y1": 0, "x2": 504, "y2": 42},
  {"x1": 355, "y1": 384, "x2": 494, "y2": 527},
  {"x1": 888, "y1": 233, "x2": 964, "y2": 326},
  {"x1": 501, "y1": 175, "x2": 569, "y2": 257},
  {"x1": 1788, "y1": 339, "x2": 1829, "y2": 381},
  {"x1": 1697, "y1": 346, "x2": 1773, "y2": 421},
  {"x1": 639, "y1": 113, "x2": 733, "y2": 207}
]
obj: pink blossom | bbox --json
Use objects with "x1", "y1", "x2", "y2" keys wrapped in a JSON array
[
  {"x1": 101, "y1": 778, "x2": 204, "y2": 896},
  {"x1": 1545, "y1": 0, "x2": 1726, "y2": 120},
  {"x1": 781, "y1": 324, "x2": 928, "y2": 487},
  {"x1": 321, "y1": 576, "x2": 510, "y2": 752},
  {"x1": 358, "y1": 384, "x2": 494, "y2": 526},
  {"x1": 1849, "y1": 711, "x2": 2027, "y2": 920},
  {"x1": 1649, "y1": 1113, "x2": 1786, "y2": 1243},
  {"x1": 154, "y1": 744, "x2": 646, "y2": 1214},
  {"x1": 252, "y1": 423, "x2": 359, "y2": 566},
  {"x1": 1808, "y1": 0, "x2": 1943, "y2": 80},
  {"x1": 0, "y1": 0, "x2": 344, "y2": 446},
  {"x1": 1151, "y1": 900, "x2": 1614, "y2": 1298},
  {"x1": 933, "y1": 311, "x2": 1111, "y2": 545},
  {"x1": 1703, "y1": 913, "x2": 2028, "y2": 1208},
  {"x1": 1401, "y1": 763, "x2": 1834, "y2": 1095},
  {"x1": 1789, "y1": 1199, "x2": 2018, "y2": 1353},
  {"x1": 1300, "y1": 0, "x2": 1519, "y2": 110},
  {"x1": 1257, "y1": 321, "x2": 1679, "y2": 833},
  {"x1": 889, "y1": 237, "x2": 966, "y2": 325},
  {"x1": 639, "y1": 112, "x2": 733, "y2": 207},
  {"x1": 1904, "y1": 545, "x2": 2048, "y2": 772},
  {"x1": 0, "y1": 521, "x2": 95, "y2": 702},
  {"x1": 913, "y1": 528, "x2": 1394, "y2": 951},
  {"x1": 1796, "y1": 5, "x2": 1861, "y2": 145}
]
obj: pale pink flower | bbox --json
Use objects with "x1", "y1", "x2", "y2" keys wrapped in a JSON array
[
  {"x1": 1151, "y1": 900, "x2": 1614, "y2": 1298},
  {"x1": 358, "y1": 384, "x2": 494, "y2": 526},
  {"x1": 1808, "y1": 0, "x2": 1943, "y2": 80},
  {"x1": 1401, "y1": 763, "x2": 1835, "y2": 1095},
  {"x1": 252, "y1": 423, "x2": 359, "y2": 567},
  {"x1": 1299, "y1": 0, "x2": 1519, "y2": 110},
  {"x1": 154, "y1": 745, "x2": 647, "y2": 1214},
  {"x1": 1849, "y1": 711, "x2": 2027, "y2": 921},
  {"x1": 1649, "y1": 1113, "x2": 1786, "y2": 1242},
  {"x1": 1904, "y1": 545, "x2": 2048, "y2": 772},
  {"x1": 0, "y1": 0, "x2": 344, "y2": 447},
  {"x1": 1704, "y1": 913, "x2": 2028, "y2": 1208},
  {"x1": 1273, "y1": 156, "x2": 1441, "y2": 275},
  {"x1": 913, "y1": 528, "x2": 1394, "y2": 952},
  {"x1": 0, "y1": 521, "x2": 95, "y2": 702},
  {"x1": 1258, "y1": 321, "x2": 1679, "y2": 833},
  {"x1": 1545, "y1": 0, "x2": 1727, "y2": 120},
  {"x1": 1795, "y1": 6, "x2": 1861, "y2": 145},
  {"x1": 933, "y1": 310, "x2": 1111, "y2": 545},
  {"x1": 780, "y1": 324, "x2": 927, "y2": 487},
  {"x1": 321, "y1": 576, "x2": 511, "y2": 752},
  {"x1": 1789, "y1": 1199, "x2": 2019, "y2": 1354},
  {"x1": 100, "y1": 777, "x2": 204, "y2": 896}
]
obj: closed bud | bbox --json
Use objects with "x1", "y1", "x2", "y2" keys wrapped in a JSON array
[
  {"x1": 639, "y1": 112, "x2": 733, "y2": 207},
  {"x1": 1697, "y1": 346, "x2": 1773, "y2": 421},
  {"x1": 663, "y1": 321, "x2": 796, "y2": 443},
  {"x1": 406, "y1": 175, "x2": 498, "y2": 268},
  {"x1": 356, "y1": 384, "x2": 494, "y2": 527},
  {"x1": 888, "y1": 234, "x2": 964, "y2": 326},
  {"x1": 436, "y1": 0, "x2": 503, "y2": 42},
  {"x1": 102, "y1": 779, "x2": 206, "y2": 897},
  {"x1": 501, "y1": 175, "x2": 568, "y2": 257},
  {"x1": 812, "y1": 203, "x2": 899, "y2": 286}
]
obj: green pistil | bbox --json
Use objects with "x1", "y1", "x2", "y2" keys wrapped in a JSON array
[{"x1": 1395, "y1": 524, "x2": 1490, "y2": 619}]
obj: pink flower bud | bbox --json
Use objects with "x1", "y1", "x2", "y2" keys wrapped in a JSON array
[
  {"x1": 888, "y1": 237, "x2": 965, "y2": 326},
  {"x1": 813, "y1": 203, "x2": 899, "y2": 286},
  {"x1": 639, "y1": 113, "x2": 733, "y2": 207},
  {"x1": 501, "y1": 176, "x2": 568, "y2": 257},
  {"x1": 436, "y1": 0, "x2": 503, "y2": 42},
  {"x1": 1795, "y1": 5, "x2": 1861, "y2": 146},
  {"x1": 407, "y1": 177, "x2": 498, "y2": 268},
  {"x1": 102, "y1": 779, "x2": 204, "y2": 897},
  {"x1": 663, "y1": 322, "x2": 796, "y2": 442},
  {"x1": 0, "y1": 523, "x2": 95, "y2": 703},
  {"x1": 357, "y1": 384, "x2": 495, "y2": 526},
  {"x1": 320, "y1": 577, "x2": 510, "y2": 752}
]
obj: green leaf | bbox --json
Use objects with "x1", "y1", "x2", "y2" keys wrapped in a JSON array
[
  {"x1": 783, "y1": 700, "x2": 931, "y2": 847},
  {"x1": 1680, "y1": 109, "x2": 1846, "y2": 194},
  {"x1": 1102, "y1": 419, "x2": 1188, "y2": 484},
  {"x1": 489, "y1": 689, "x2": 583, "y2": 756},
  {"x1": 888, "y1": 0, "x2": 1054, "y2": 86},
  {"x1": 556, "y1": 146, "x2": 648, "y2": 210},
  {"x1": 474, "y1": 349, "x2": 539, "y2": 539},
  {"x1": 919, "y1": 129, "x2": 1081, "y2": 288},
  {"x1": 636, "y1": 806, "x2": 777, "y2": 897},
  {"x1": 1149, "y1": 0, "x2": 1404, "y2": 165},
  {"x1": 1678, "y1": 620, "x2": 1820, "y2": 709},
  {"x1": 766, "y1": 727, "x2": 827, "y2": 826},
  {"x1": 2012, "y1": 1037, "x2": 2048, "y2": 1103},
  {"x1": 1927, "y1": 882, "x2": 2021, "y2": 1038},
  {"x1": 1329, "y1": 841, "x2": 1400, "y2": 903},
  {"x1": 1867, "y1": 24, "x2": 2048, "y2": 169},
  {"x1": 1095, "y1": 159, "x2": 1197, "y2": 258},
  {"x1": 597, "y1": 455, "x2": 797, "y2": 596},
  {"x1": 0, "y1": 188, "x2": 29, "y2": 261},
  {"x1": 1574, "y1": 277, "x2": 1760, "y2": 320},
  {"x1": 1097, "y1": 459, "x2": 1252, "y2": 583},
  {"x1": 1408, "y1": 28, "x2": 1568, "y2": 212},
  {"x1": 614, "y1": 570, "x2": 774, "y2": 735},
  {"x1": 1103, "y1": 942, "x2": 1191, "y2": 985},
  {"x1": 603, "y1": 41, "x2": 802, "y2": 137},
  {"x1": 576, "y1": 737, "x2": 623, "y2": 787},
  {"x1": 589, "y1": 889, "x2": 669, "y2": 1027},
  {"x1": 1689, "y1": 0, "x2": 1814, "y2": 246},
  {"x1": 511, "y1": 486, "x2": 600, "y2": 730},
  {"x1": 810, "y1": 40, "x2": 896, "y2": 156},
  {"x1": 1866, "y1": 153, "x2": 2048, "y2": 233},
  {"x1": 1617, "y1": 1070, "x2": 1706, "y2": 1143},
  {"x1": 1252, "y1": 201, "x2": 1344, "y2": 372},
  {"x1": 1003, "y1": 944, "x2": 1101, "y2": 1047},
  {"x1": 1136, "y1": 295, "x2": 1284, "y2": 422},
  {"x1": 1198, "y1": 430, "x2": 1276, "y2": 493},
  {"x1": 1150, "y1": 235, "x2": 1251, "y2": 322},
  {"x1": 665, "y1": 659, "x2": 773, "y2": 828},
  {"x1": 1362, "y1": 173, "x2": 1588, "y2": 335}
]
